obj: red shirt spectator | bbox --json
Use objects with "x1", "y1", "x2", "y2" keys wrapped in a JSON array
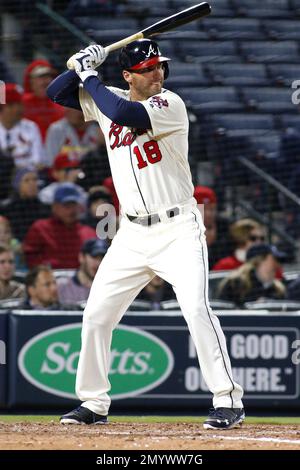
[
  {"x1": 22, "y1": 60, "x2": 65, "y2": 140},
  {"x1": 23, "y1": 183, "x2": 95, "y2": 268},
  {"x1": 213, "y1": 256, "x2": 243, "y2": 271}
]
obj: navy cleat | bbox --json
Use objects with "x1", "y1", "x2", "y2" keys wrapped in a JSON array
[
  {"x1": 203, "y1": 407, "x2": 245, "y2": 430},
  {"x1": 60, "y1": 406, "x2": 108, "y2": 425}
]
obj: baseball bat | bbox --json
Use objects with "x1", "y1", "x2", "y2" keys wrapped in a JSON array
[{"x1": 67, "y1": 2, "x2": 211, "y2": 70}]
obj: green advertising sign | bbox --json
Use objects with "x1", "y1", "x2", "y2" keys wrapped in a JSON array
[{"x1": 18, "y1": 324, "x2": 174, "y2": 399}]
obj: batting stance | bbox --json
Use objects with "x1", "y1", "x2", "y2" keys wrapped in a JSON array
[{"x1": 47, "y1": 39, "x2": 244, "y2": 430}]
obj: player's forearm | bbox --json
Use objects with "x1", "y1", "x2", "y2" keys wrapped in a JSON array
[
  {"x1": 83, "y1": 76, "x2": 151, "y2": 129},
  {"x1": 47, "y1": 70, "x2": 81, "y2": 110}
]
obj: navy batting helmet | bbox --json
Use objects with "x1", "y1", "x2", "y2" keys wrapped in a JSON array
[{"x1": 119, "y1": 39, "x2": 170, "y2": 79}]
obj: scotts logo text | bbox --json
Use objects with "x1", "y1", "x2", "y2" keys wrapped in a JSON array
[{"x1": 18, "y1": 324, "x2": 174, "y2": 399}]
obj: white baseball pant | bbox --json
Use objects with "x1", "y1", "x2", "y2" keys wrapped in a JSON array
[{"x1": 75, "y1": 205, "x2": 243, "y2": 415}]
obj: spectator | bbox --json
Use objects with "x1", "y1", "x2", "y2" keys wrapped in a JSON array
[
  {"x1": 39, "y1": 153, "x2": 86, "y2": 205},
  {"x1": 212, "y1": 218, "x2": 265, "y2": 271},
  {"x1": 81, "y1": 187, "x2": 113, "y2": 229},
  {"x1": 0, "y1": 83, "x2": 45, "y2": 168},
  {"x1": 21, "y1": 265, "x2": 60, "y2": 310},
  {"x1": 79, "y1": 138, "x2": 111, "y2": 192},
  {"x1": 22, "y1": 60, "x2": 65, "y2": 140},
  {"x1": 136, "y1": 275, "x2": 175, "y2": 309},
  {"x1": 218, "y1": 244, "x2": 286, "y2": 307},
  {"x1": 23, "y1": 183, "x2": 96, "y2": 269},
  {"x1": 0, "y1": 216, "x2": 24, "y2": 270},
  {"x1": 45, "y1": 107, "x2": 100, "y2": 165},
  {"x1": 57, "y1": 238, "x2": 108, "y2": 304},
  {"x1": 193, "y1": 185, "x2": 230, "y2": 268},
  {"x1": 0, "y1": 244, "x2": 25, "y2": 300},
  {"x1": 1, "y1": 167, "x2": 50, "y2": 241}
]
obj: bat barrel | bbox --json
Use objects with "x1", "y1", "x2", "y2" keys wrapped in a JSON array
[{"x1": 141, "y1": 2, "x2": 211, "y2": 37}]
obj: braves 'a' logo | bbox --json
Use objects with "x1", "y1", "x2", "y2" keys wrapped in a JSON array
[
  {"x1": 145, "y1": 44, "x2": 160, "y2": 58},
  {"x1": 149, "y1": 96, "x2": 169, "y2": 109}
]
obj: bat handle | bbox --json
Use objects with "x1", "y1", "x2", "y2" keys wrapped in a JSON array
[{"x1": 66, "y1": 32, "x2": 144, "y2": 70}]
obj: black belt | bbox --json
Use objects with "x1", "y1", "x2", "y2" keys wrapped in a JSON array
[{"x1": 126, "y1": 207, "x2": 180, "y2": 226}]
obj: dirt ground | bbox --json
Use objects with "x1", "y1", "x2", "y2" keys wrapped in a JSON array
[{"x1": 0, "y1": 421, "x2": 300, "y2": 450}]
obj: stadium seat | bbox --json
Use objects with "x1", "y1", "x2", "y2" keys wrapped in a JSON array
[
  {"x1": 268, "y1": 64, "x2": 300, "y2": 87},
  {"x1": 128, "y1": 300, "x2": 153, "y2": 311},
  {"x1": 91, "y1": 29, "x2": 139, "y2": 43},
  {"x1": 290, "y1": 0, "x2": 300, "y2": 14},
  {"x1": 0, "y1": 299, "x2": 24, "y2": 310},
  {"x1": 202, "y1": 18, "x2": 265, "y2": 40},
  {"x1": 240, "y1": 41, "x2": 299, "y2": 63},
  {"x1": 187, "y1": 0, "x2": 236, "y2": 18},
  {"x1": 249, "y1": 134, "x2": 281, "y2": 159},
  {"x1": 130, "y1": 0, "x2": 169, "y2": 6},
  {"x1": 74, "y1": 17, "x2": 138, "y2": 32},
  {"x1": 127, "y1": 0, "x2": 170, "y2": 15},
  {"x1": 207, "y1": 63, "x2": 268, "y2": 86},
  {"x1": 210, "y1": 300, "x2": 237, "y2": 310},
  {"x1": 164, "y1": 30, "x2": 210, "y2": 41},
  {"x1": 175, "y1": 86, "x2": 243, "y2": 112},
  {"x1": 208, "y1": 113, "x2": 275, "y2": 137},
  {"x1": 167, "y1": 62, "x2": 210, "y2": 87},
  {"x1": 160, "y1": 300, "x2": 181, "y2": 310},
  {"x1": 232, "y1": 0, "x2": 291, "y2": 18},
  {"x1": 264, "y1": 20, "x2": 300, "y2": 40},
  {"x1": 171, "y1": 0, "x2": 232, "y2": 9},
  {"x1": 244, "y1": 300, "x2": 300, "y2": 311},
  {"x1": 142, "y1": 16, "x2": 200, "y2": 32},
  {"x1": 241, "y1": 87, "x2": 296, "y2": 113},
  {"x1": 280, "y1": 115, "x2": 300, "y2": 132},
  {"x1": 179, "y1": 40, "x2": 239, "y2": 63}
]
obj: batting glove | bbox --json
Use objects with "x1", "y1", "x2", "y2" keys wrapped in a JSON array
[
  {"x1": 81, "y1": 45, "x2": 108, "y2": 68},
  {"x1": 72, "y1": 51, "x2": 98, "y2": 82}
]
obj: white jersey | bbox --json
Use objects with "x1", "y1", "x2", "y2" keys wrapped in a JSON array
[
  {"x1": 0, "y1": 118, "x2": 45, "y2": 168},
  {"x1": 79, "y1": 86, "x2": 194, "y2": 216}
]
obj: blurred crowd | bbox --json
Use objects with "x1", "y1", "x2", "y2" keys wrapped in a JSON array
[{"x1": 1, "y1": 60, "x2": 300, "y2": 311}]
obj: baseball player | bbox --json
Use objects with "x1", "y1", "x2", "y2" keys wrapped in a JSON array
[{"x1": 47, "y1": 39, "x2": 244, "y2": 430}]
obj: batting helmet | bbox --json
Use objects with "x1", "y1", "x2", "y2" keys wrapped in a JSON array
[{"x1": 119, "y1": 39, "x2": 170, "y2": 79}]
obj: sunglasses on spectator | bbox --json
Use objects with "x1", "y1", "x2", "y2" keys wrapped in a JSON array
[{"x1": 249, "y1": 235, "x2": 265, "y2": 242}]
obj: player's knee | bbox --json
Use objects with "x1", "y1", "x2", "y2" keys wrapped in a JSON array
[{"x1": 83, "y1": 303, "x2": 113, "y2": 327}]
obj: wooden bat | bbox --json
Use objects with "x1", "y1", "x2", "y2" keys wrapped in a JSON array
[{"x1": 67, "y1": 2, "x2": 211, "y2": 69}]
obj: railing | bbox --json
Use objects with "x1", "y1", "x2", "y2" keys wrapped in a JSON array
[
  {"x1": 36, "y1": 2, "x2": 91, "y2": 45},
  {"x1": 231, "y1": 156, "x2": 300, "y2": 250}
]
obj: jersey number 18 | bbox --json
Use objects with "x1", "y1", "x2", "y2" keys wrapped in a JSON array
[{"x1": 133, "y1": 140, "x2": 162, "y2": 169}]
